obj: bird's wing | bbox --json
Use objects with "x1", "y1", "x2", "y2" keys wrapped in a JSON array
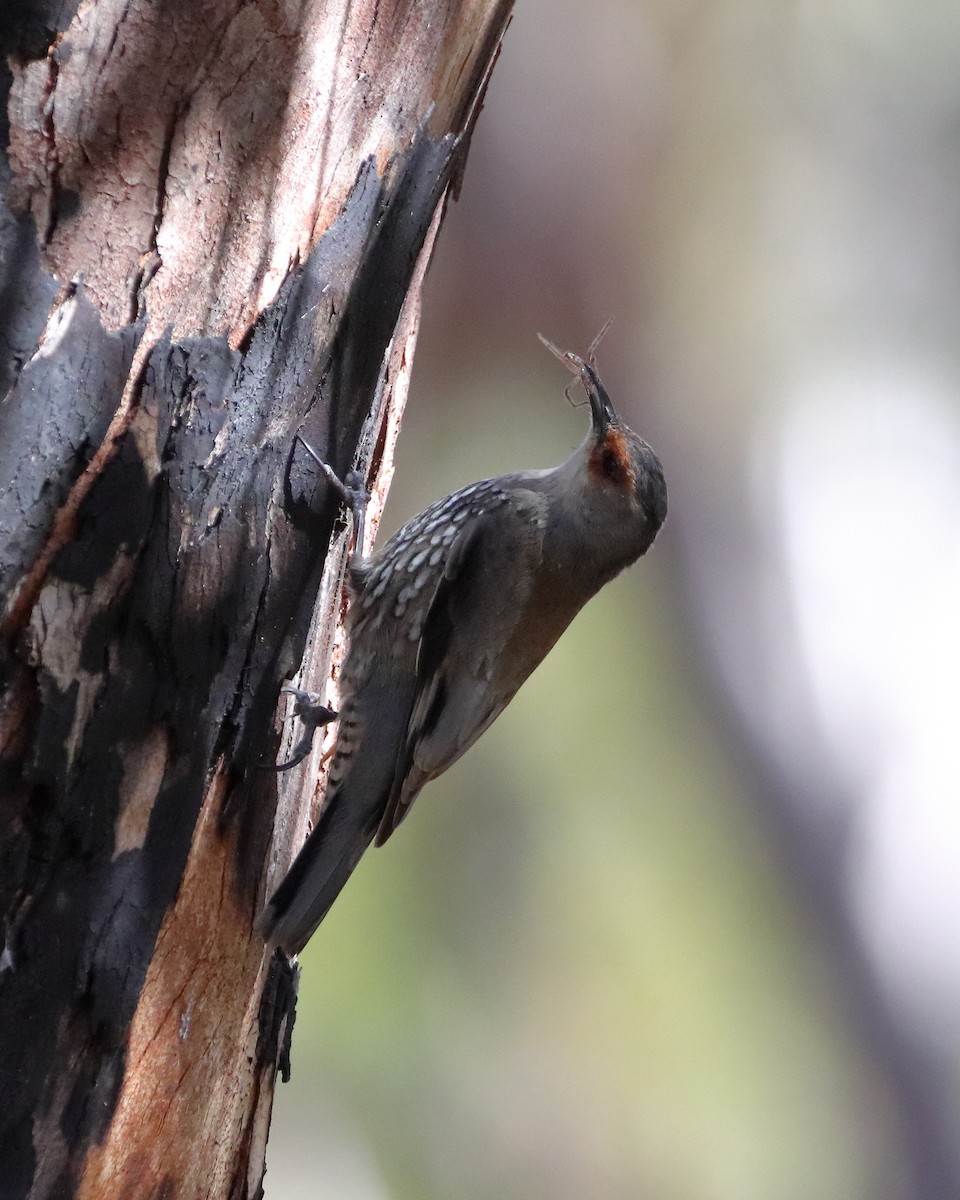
[{"x1": 374, "y1": 492, "x2": 545, "y2": 845}]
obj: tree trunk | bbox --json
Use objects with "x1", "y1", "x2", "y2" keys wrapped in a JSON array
[{"x1": 0, "y1": 2, "x2": 513, "y2": 1196}]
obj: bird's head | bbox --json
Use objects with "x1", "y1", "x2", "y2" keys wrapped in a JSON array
[{"x1": 539, "y1": 328, "x2": 667, "y2": 561}]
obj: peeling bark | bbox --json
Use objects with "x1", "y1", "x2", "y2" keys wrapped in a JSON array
[{"x1": 0, "y1": 1, "x2": 513, "y2": 1195}]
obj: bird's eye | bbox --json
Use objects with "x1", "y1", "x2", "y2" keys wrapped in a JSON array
[{"x1": 601, "y1": 448, "x2": 622, "y2": 481}]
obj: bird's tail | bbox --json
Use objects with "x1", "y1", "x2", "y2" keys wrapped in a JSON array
[{"x1": 258, "y1": 789, "x2": 379, "y2": 956}]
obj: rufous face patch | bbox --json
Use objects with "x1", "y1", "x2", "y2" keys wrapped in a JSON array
[{"x1": 588, "y1": 426, "x2": 636, "y2": 494}]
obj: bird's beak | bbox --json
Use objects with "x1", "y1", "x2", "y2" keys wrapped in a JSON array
[
  {"x1": 537, "y1": 331, "x2": 620, "y2": 438},
  {"x1": 580, "y1": 362, "x2": 619, "y2": 438}
]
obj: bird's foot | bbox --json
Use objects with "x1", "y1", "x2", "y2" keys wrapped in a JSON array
[
  {"x1": 273, "y1": 687, "x2": 339, "y2": 772},
  {"x1": 297, "y1": 435, "x2": 370, "y2": 553}
]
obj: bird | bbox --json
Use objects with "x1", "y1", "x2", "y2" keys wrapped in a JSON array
[{"x1": 259, "y1": 330, "x2": 667, "y2": 955}]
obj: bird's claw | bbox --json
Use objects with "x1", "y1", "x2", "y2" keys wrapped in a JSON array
[
  {"x1": 296, "y1": 436, "x2": 370, "y2": 553},
  {"x1": 273, "y1": 687, "x2": 339, "y2": 772}
]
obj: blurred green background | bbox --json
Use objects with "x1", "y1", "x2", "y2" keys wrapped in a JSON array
[{"x1": 267, "y1": 2, "x2": 960, "y2": 1196}]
